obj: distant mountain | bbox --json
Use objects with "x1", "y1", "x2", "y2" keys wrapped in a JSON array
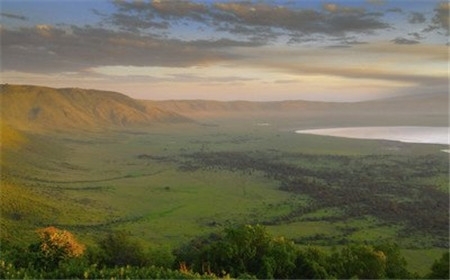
[
  {"x1": 143, "y1": 99, "x2": 337, "y2": 117},
  {"x1": 146, "y1": 92, "x2": 448, "y2": 126},
  {"x1": 1, "y1": 84, "x2": 190, "y2": 132},
  {"x1": 2, "y1": 84, "x2": 447, "y2": 133},
  {"x1": 354, "y1": 92, "x2": 449, "y2": 115}
]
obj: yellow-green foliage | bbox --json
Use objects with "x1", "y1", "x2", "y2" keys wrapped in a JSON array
[
  {"x1": 1, "y1": 183, "x2": 55, "y2": 243},
  {"x1": 37, "y1": 226, "x2": 85, "y2": 259},
  {"x1": 0, "y1": 124, "x2": 27, "y2": 149},
  {"x1": 0, "y1": 182, "x2": 109, "y2": 245}
]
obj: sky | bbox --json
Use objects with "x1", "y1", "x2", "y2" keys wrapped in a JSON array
[{"x1": 1, "y1": 0, "x2": 448, "y2": 101}]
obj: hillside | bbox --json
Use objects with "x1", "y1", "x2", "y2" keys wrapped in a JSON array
[
  {"x1": 147, "y1": 93, "x2": 449, "y2": 117},
  {"x1": 143, "y1": 99, "x2": 338, "y2": 118},
  {"x1": 0, "y1": 124, "x2": 27, "y2": 149},
  {"x1": 0, "y1": 84, "x2": 190, "y2": 132},
  {"x1": 145, "y1": 92, "x2": 448, "y2": 126},
  {"x1": 347, "y1": 92, "x2": 449, "y2": 115}
]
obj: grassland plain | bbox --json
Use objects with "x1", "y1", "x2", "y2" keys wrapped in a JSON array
[{"x1": 1, "y1": 119, "x2": 448, "y2": 275}]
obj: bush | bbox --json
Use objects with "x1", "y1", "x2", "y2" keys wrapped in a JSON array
[
  {"x1": 29, "y1": 226, "x2": 85, "y2": 270},
  {"x1": 374, "y1": 242, "x2": 411, "y2": 278},
  {"x1": 0, "y1": 259, "x2": 218, "y2": 279},
  {"x1": 2, "y1": 225, "x2": 445, "y2": 279},
  {"x1": 147, "y1": 245, "x2": 175, "y2": 268},
  {"x1": 329, "y1": 244, "x2": 387, "y2": 279},
  {"x1": 179, "y1": 224, "x2": 297, "y2": 278},
  {"x1": 94, "y1": 230, "x2": 149, "y2": 267},
  {"x1": 428, "y1": 252, "x2": 449, "y2": 279},
  {"x1": 292, "y1": 246, "x2": 330, "y2": 279}
]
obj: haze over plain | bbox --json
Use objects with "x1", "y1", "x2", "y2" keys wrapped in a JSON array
[{"x1": 1, "y1": 0, "x2": 448, "y2": 101}]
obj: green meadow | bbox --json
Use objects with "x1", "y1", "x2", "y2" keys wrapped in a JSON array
[{"x1": 1, "y1": 120, "x2": 448, "y2": 275}]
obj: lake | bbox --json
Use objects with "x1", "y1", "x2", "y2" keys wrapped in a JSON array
[{"x1": 295, "y1": 126, "x2": 449, "y2": 145}]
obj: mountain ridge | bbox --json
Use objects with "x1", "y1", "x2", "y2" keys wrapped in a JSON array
[
  {"x1": 144, "y1": 92, "x2": 448, "y2": 122},
  {"x1": 1, "y1": 84, "x2": 447, "y2": 132},
  {"x1": 1, "y1": 84, "x2": 190, "y2": 132}
]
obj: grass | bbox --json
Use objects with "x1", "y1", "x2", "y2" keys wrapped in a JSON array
[
  {"x1": 402, "y1": 248, "x2": 448, "y2": 275},
  {"x1": 1, "y1": 121, "x2": 448, "y2": 275},
  {"x1": 267, "y1": 221, "x2": 338, "y2": 239}
]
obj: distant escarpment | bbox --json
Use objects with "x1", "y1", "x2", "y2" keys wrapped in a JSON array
[
  {"x1": 1, "y1": 84, "x2": 190, "y2": 132},
  {"x1": 147, "y1": 93, "x2": 449, "y2": 117},
  {"x1": 2, "y1": 84, "x2": 447, "y2": 132}
]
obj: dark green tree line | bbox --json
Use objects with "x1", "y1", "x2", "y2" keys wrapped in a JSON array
[{"x1": 1, "y1": 225, "x2": 448, "y2": 279}]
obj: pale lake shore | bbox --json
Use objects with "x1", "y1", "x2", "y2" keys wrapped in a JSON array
[{"x1": 295, "y1": 126, "x2": 449, "y2": 146}]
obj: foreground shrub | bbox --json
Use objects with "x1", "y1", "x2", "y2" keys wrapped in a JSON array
[
  {"x1": 428, "y1": 251, "x2": 449, "y2": 279},
  {"x1": 178, "y1": 224, "x2": 297, "y2": 278},
  {"x1": 28, "y1": 226, "x2": 85, "y2": 270},
  {"x1": 0, "y1": 260, "x2": 218, "y2": 279},
  {"x1": 329, "y1": 244, "x2": 387, "y2": 279},
  {"x1": 94, "y1": 230, "x2": 149, "y2": 267},
  {"x1": 374, "y1": 242, "x2": 411, "y2": 279},
  {"x1": 0, "y1": 224, "x2": 445, "y2": 279},
  {"x1": 292, "y1": 246, "x2": 330, "y2": 279}
]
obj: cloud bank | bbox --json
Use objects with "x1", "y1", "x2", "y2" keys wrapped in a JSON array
[{"x1": 1, "y1": 0, "x2": 448, "y2": 101}]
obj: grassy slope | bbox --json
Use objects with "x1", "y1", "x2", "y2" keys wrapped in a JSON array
[
  {"x1": 1, "y1": 84, "x2": 189, "y2": 132},
  {"x1": 0, "y1": 128, "x2": 113, "y2": 245},
  {"x1": 0, "y1": 124, "x2": 27, "y2": 148}
]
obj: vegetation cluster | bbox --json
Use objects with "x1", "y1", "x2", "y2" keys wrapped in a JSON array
[
  {"x1": 1, "y1": 225, "x2": 448, "y2": 279},
  {"x1": 177, "y1": 151, "x2": 449, "y2": 247}
]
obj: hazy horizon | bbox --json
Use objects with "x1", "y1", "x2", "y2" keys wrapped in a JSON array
[{"x1": 1, "y1": 0, "x2": 448, "y2": 102}]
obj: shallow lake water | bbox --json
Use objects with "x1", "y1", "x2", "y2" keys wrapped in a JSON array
[{"x1": 295, "y1": 126, "x2": 449, "y2": 145}]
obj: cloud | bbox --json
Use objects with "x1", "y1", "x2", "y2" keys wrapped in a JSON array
[
  {"x1": 110, "y1": 13, "x2": 169, "y2": 32},
  {"x1": 391, "y1": 37, "x2": 420, "y2": 45},
  {"x1": 408, "y1": 12, "x2": 426, "y2": 24},
  {"x1": 236, "y1": 43, "x2": 448, "y2": 90},
  {"x1": 35, "y1": 24, "x2": 58, "y2": 38},
  {"x1": 366, "y1": 0, "x2": 385, "y2": 5},
  {"x1": 107, "y1": 0, "x2": 389, "y2": 44},
  {"x1": 323, "y1": 3, "x2": 364, "y2": 14},
  {"x1": 1, "y1": 0, "x2": 446, "y2": 101},
  {"x1": 111, "y1": 0, "x2": 209, "y2": 31},
  {"x1": 386, "y1": 8, "x2": 402, "y2": 13},
  {"x1": 151, "y1": 0, "x2": 207, "y2": 19},
  {"x1": 1, "y1": 24, "x2": 258, "y2": 73},
  {"x1": 213, "y1": 1, "x2": 388, "y2": 35},
  {"x1": 214, "y1": 2, "x2": 321, "y2": 31},
  {"x1": 432, "y1": 2, "x2": 450, "y2": 32},
  {"x1": 88, "y1": 64, "x2": 260, "y2": 84},
  {"x1": 0, "y1": 12, "x2": 28, "y2": 21},
  {"x1": 408, "y1": 32, "x2": 424, "y2": 40},
  {"x1": 324, "y1": 13, "x2": 388, "y2": 34},
  {"x1": 324, "y1": 44, "x2": 352, "y2": 49},
  {"x1": 425, "y1": 2, "x2": 449, "y2": 34},
  {"x1": 279, "y1": 62, "x2": 444, "y2": 86}
]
